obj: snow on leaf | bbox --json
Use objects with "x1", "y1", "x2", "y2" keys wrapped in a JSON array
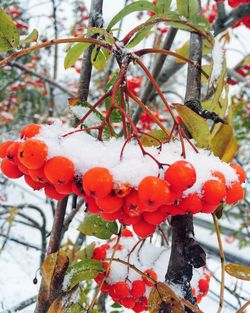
[
  {"x1": 63, "y1": 259, "x2": 103, "y2": 291},
  {"x1": 210, "y1": 38, "x2": 224, "y2": 85}
]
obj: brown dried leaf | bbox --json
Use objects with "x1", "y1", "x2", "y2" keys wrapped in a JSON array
[
  {"x1": 225, "y1": 264, "x2": 250, "y2": 281},
  {"x1": 148, "y1": 282, "x2": 185, "y2": 313}
]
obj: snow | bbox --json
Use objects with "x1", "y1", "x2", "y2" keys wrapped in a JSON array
[
  {"x1": 210, "y1": 38, "x2": 224, "y2": 84},
  {"x1": 33, "y1": 122, "x2": 239, "y2": 195}
]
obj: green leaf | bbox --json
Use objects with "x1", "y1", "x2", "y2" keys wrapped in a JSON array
[
  {"x1": 64, "y1": 259, "x2": 103, "y2": 291},
  {"x1": 0, "y1": 8, "x2": 20, "y2": 52},
  {"x1": 176, "y1": 39, "x2": 212, "y2": 63},
  {"x1": 225, "y1": 264, "x2": 250, "y2": 281},
  {"x1": 76, "y1": 242, "x2": 96, "y2": 260},
  {"x1": 91, "y1": 47, "x2": 110, "y2": 72},
  {"x1": 175, "y1": 104, "x2": 210, "y2": 148},
  {"x1": 78, "y1": 214, "x2": 118, "y2": 240},
  {"x1": 156, "y1": 0, "x2": 172, "y2": 16},
  {"x1": 86, "y1": 26, "x2": 115, "y2": 44},
  {"x1": 106, "y1": 1, "x2": 158, "y2": 31},
  {"x1": 21, "y1": 29, "x2": 39, "y2": 45},
  {"x1": 126, "y1": 24, "x2": 153, "y2": 48},
  {"x1": 64, "y1": 42, "x2": 90, "y2": 69},
  {"x1": 177, "y1": 0, "x2": 199, "y2": 18}
]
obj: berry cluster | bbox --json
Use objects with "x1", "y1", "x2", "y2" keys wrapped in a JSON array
[
  {"x1": 0, "y1": 123, "x2": 246, "y2": 238},
  {"x1": 83, "y1": 160, "x2": 245, "y2": 238},
  {"x1": 92, "y1": 230, "x2": 211, "y2": 312}
]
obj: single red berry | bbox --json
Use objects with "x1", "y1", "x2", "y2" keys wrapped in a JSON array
[
  {"x1": 112, "y1": 281, "x2": 130, "y2": 299},
  {"x1": 93, "y1": 247, "x2": 106, "y2": 260},
  {"x1": 230, "y1": 163, "x2": 246, "y2": 183},
  {"x1": 44, "y1": 185, "x2": 65, "y2": 200},
  {"x1": 212, "y1": 171, "x2": 226, "y2": 184},
  {"x1": 44, "y1": 156, "x2": 75, "y2": 185},
  {"x1": 55, "y1": 182, "x2": 73, "y2": 195},
  {"x1": 121, "y1": 297, "x2": 136, "y2": 309},
  {"x1": 85, "y1": 196, "x2": 100, "y2": 214},
  {"x1": 143, "y1": 211, "x2": 167, "y2": 225},
  {"x1": 198, "y1": 279, "x2": 209, "y2": 293},
  {"x1": 17, "y1": 162, "x2": 30, "y2": 175},
  {"x1": 6, "y1": 142, "x2": 19, "y2": 164},
  {"x1": 202, "y1": 180, "x2": 226, "y2": 205},
  {"x1": 121, "y1": 229, "x2": 133, "y2": 237},
  {"x1": 201, "y1": 201, "x2": 217, "y2": 214},
  {"x1": 130, "y1": 280, "x2": 146, "y2": 298},
  {"x1": 132, "y1": 220, "x2": 156, "y2": 238},
  {"x1": 119, "y1": 213, "x2": 141, "y2": 225},
  {"x1": 82, "y1": 167, "x2": 113, "y2": 198},
  {"x1": 109, "y1": 284, "x2": 120, "y2": 302},
  {"x1": 114, "y1": 183, "x2": 131, "y2": 198},
  {"x1": 138, "y1": 176, "x2": 170, "y2": 211},
  {"x1": 71, "y1": 179, "x2": 85, "y2": 197},
  {"x1": 124, "y1": 189, "x2": 142, "y2": 216},
  {"x1": 142, "y1": 269, "x2": 157, "y2": 286},
  {"x1": 96, "y1": 194, "x2": 123, "y2": 213},
  {"x1": 100, "y1": 210, "x2": 122, "y2": 221},
  {"x1": 29, "y1": 167, "x2": 48, "y2": 183},
  {"x1": 24, "y1": 175, "x2": 45, "y2": 190},
  {"x1": 225, "y1": 182, "x2": 244, "y2": 204},
  {"x1": 101, "y1": 281, "x2": 110, "y2": 293},
  {"x1": 159, "y1": 203, "x2": 186, "y2": 216},
  {"x1": 179, "y1": 193, "x2": 203, "y2": 214},
  {"x1": 0, "y1": 141, "x2": 14, "y2": 159},
  {"x1": 164, "y1": 160, "x2": 196, "y2": 192},
  {"x1": 133, "y1": 296, "x2": 148, "y2": 312},
  {"x1": 18, "y1": 139, "x2": 48, "y2": 170},
  {"x1": 19, "y1": 124, "x2": 41, "y2": 139},
  {"x1": 1, "y1": 157, "x2": 23, "y2": 179},
  {"x1": 94, "y1": 272, "x2": 105, "y2": 285}
]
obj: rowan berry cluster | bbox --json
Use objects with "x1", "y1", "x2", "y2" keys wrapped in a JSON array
[
  {"x1": 92, "y1": 230, "x2": 211, "y2": 312},
  {"x1": 0, "y1": 123, "x2": 246, "y2": 239}
]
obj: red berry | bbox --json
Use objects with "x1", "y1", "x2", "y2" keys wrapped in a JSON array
[
  {"x1": 44, "y1": 156, "x2": 75, "y2": 185},
  {"x1": 82, "y1": 167, "x2": 113, "y2": 198},
  {"x1": 119, "y1": 213, "x2": 141, "y2": 225},
  {"x1": 179, "y1": 193, "x2": 203, "y2": 214},
  {"x1": 133, "y1": 296, "x2": 148, "y2": 312},
  {"x1": 159, "y1": 203, "x2": 186, "y2": 216},
  {"x1": 100, "y1": 210, "x2": 122, "y2": 221},
  {"x1": 29, "y1": 167, "x2": 48, "y2": 183},
  {"x1": 131, "y1": 280, "x2": 146, "y2": 298},
  {"x1": 24, "y1": 175, "x2": 45, "y2": 190},
  {"x1": 225, "y1": 182, "x2": 244, "y2": 204},
  {"x1": 121, "y1": 229, "x2": 133, "y2": 237},
  {"x1": 201, "y1": 201, "x2": 217, "y2": 214},
  {"x1": 0, "y1": 141, "x2": 14, "y2": 158},
  {"x1": 114, "y1": 183, "x2": 131, "y2": 198},
  {"x1": 202, "y1": 180, "x2": 226, "y2": 205},
  {"x1": 44, "y1": 185, "x2": 65, "y2": 200},
  {"x1": 19, "y1": 124, "x2": 41, "y2": 139},
  {"x1": 198, "y1": 279, "x2": 209, "y2": 293},
  {"x1": 101, "y1": 281, "x2": 109, "y2": 293},
  {"x1": 143, "y1": 211, "x2": 167, "y2": 225},
  {"x1": 85, "y1": 196, "x2": 100, "y2": 214},
  {"x1": 124, "y1": 189, "x2": 142, "y2": 216},
  {"x1": 212, "y1": 171, "x2": 226, "y2": 185},
  {"x1": 142, "y1": 269, "x2": 157, "y2": 286},
  {"x1": 164, "y1": 160, "x2": 196, "y2": 192},
  {"x1": 1, "y1": 157, "x2": 23, "y2": 179},
  {"x1": 71, "y1": 179, "x2": 85, "y2": 197},
  {"x1": 112, "y1": 281, "x2": 130, "y2": 298},
  {"x1": 6, "y1": 142, "x2": 19, "y2": 164},
  {"x1": 93, "y1": 247, "x2": 106, "y2": 260},
  {"x1": 121, "y1": 297, "x2": 136, "y2": 309},
  {"x1": 132, "y1": 220, "x2": 156, "y2": 238},
  {"x1": 18, "y1": 139, "x2": 48, "y2": 170},
  {"x1": 55, "y1": 182, "x2": 73, "y2": 195},
  {"x1": 94, "y1": 272, "x2": 105, "y2": 284},
  {"x1": 138, "y1": 176, "x2": 170, "y2": 211},
  {"x1": 230, "y1": 163, "x2": 246, "y2": 183},
  {"x1": 17, "y1": 162, "x2": 30, "y2": 175},
  {"x1": 96, "y1": 194, "x2": 123, "y2": 213}
]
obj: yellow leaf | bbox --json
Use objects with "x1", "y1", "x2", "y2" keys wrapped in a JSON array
[
  {"x1": 41, "y1": 251, "x2": 69, "y2": 295},
  {"x1": 141, "y1": 129, "x2": 169, "y2": 147},
  {"x1": 148, "y1": 282, "x2": 185, "y2": 313},
  {"x1": 211, "y1": 124, "x2": 238, "y2": 162},
  {"x1": 175, "y1": 104, "x2": 210, "y2": 148},
  {"x1": 201, "y1": 64, "x2": 213, "y2": 83},
  {"x1": 225, "y1": 264, "x2": 250, "y2": 281}
]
